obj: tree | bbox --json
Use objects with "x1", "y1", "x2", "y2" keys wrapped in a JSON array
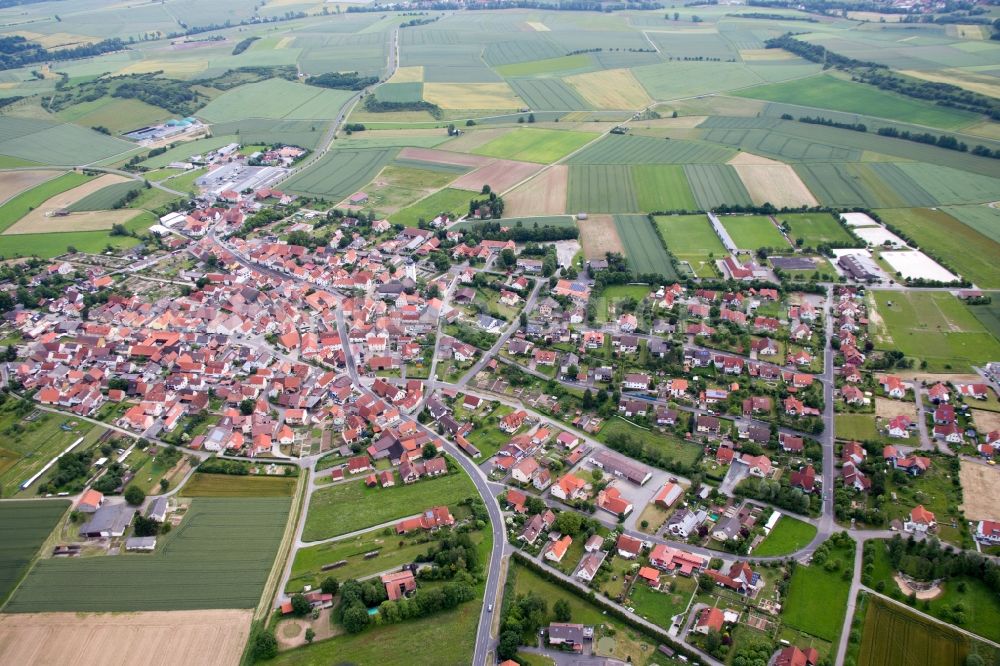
[
  {"x1": 124, "y1": 485, "x2": 145, "y2": 506},
  {"x1": 553, "y1": 599, "x2": 572, "y2": 622},
  {"x1": 342, "y1": 605, "x2": 370, "y2": 633},
  {"x1": 422, "y1": 442, "x2": 437, "y2": 459},
  {"x1": 497, "y1": 630, "x2": 520, "y2": 661},
  {"x1": 290, "y1": 593, "x2": 311, "y2": 616},
  {"x1": 252, "y1": 631, "x2": 278, "y2": 660},
  {"x1": 304, "y1": 627, "x2": 315, "y2": 644},
  {"x1": 698, "y1": 573, "x2": 715, "y2": 593},
  {"x1": 320, "y1": 576, "x2": 339, "y2": 595},
  {"x1": 159, "y1": 478, "x2": 169, "y2": 492},
  {"x1": 554, "y1": 511, "x2": 582, "y2": 536},
  {"x1": 239, "y1": 398, "x2": 255, "y2": 416},
  {"x1": 501, "y1": 248, "x2": 516, "y2": 267}
]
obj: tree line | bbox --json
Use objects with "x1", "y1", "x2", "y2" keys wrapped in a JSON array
[{"x1": 0, "y1": 35, "x2": 125, "y2": 71}]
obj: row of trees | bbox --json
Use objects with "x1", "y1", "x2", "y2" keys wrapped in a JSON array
[{"x1": 0, "y1": 35, "x2": 124, "y2": 71}]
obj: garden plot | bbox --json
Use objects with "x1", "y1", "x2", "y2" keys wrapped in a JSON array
[
  {"x1": 880, "y1": 250, "x2": 960, "y2": 283},
  {"x1": 0, "y1": 610, "x2": 252, "y2": 666},
  {"x1": 449, "y1": 159, "x2": 543, "y2": 193},
  {"x1": 728, "y1": 152, "x2": 818, "y2": 208},
  {"x1": 503, "y1": 166, "x2": 568, "y2": 217},
  {"x1": 579, "y1": 214, "x2": 624, "y2": 260}
]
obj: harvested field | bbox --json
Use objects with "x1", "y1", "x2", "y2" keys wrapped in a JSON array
[
  {"x1": 959, "y1": 459, "x2": 1000, "y2": 521},
  {"x1": 875, "y1": 398, "x2": 916, "y2": 421},
  {"x1": 565, "y1": 68, "x2": 652, "y2": 110},
  {"x1": 449, "y1": 159, "x2": 542, "y2": 193},
  {"x1": 731, "y1": 162, "x2": 819, "y2": 208},
  {"x1": 0, "y1": 609, "x2": 252, "y2": 666},
  {"x1": 423, "y1": 82, "x2": 522, "y2": 110},
  {"x1": 397, "y1": 147, "x2": 492, "y2": 168},
  {"x1": 579, "y1": 214, "x2": 623, "y2": 260},
  {"x1": 971, "y1": 409, "x2": 1000, "y2": 433},
  {"x1": 388, "y1": 66, "x2": 424, "y2": 83},
  {"x1": 503, "y1": 166, "x2": 568, "y2": 216},
  {"x1": 17, "y1": 173, "x2": 126, "y2": 211},
  {"x1": 0, "y1": 170, "x2": 59, "y2": 204}
]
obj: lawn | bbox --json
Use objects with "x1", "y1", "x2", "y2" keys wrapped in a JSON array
[
  {"x1": 629, "y1": 575, "x2": 696, "y2": 629},
  {"x1": 732, "y1": 73, "x2": 975, "y2": 129},
  {"x1": 779, "y1": 212, "x2": 856, "y2": 248},
  {"x1": 286, "y1": 529, "x2": 435, "y2": 593},
  {"x1": 0, "y1": 171, "x2": 91, "y2": 233},
  {"x1": 598, "y1": 417, "x2": 702, "y2": 469},
  {"x1": 782, "y1": 538, "x2": 855, "y2": 642},
  {"x1": 835, "y1": 413, "x2": 881, "y2": 442},
  {"x1": 718, "y1": 214, "x2": 787, "y2": 250},
  {"x1": 594, "y1": 284, "x2": 651, "y2": 324},
  {"x1": 388, "y1": 187, "x2": 473, "y2": 227},
  {"x1": 0, "y1": 228, "x2": 140, "y2": 259},
  {"x1": 858, "y1": 596, "x2": 999, "y2": 666},
  {"x1": 5, "y1": 497, "x2": 290, "y2": 612},
  {"x1": 179, "y1": 472, "x2": 297, "y2": 497},
  {"x1": 0, "y1": 500, "x2": 69, "y2": 606},
  {"x1": 472, "y1": 128, "x2": 597, "y2": 164},
  {"x1": 877, "y1": 208, "x2": 1000, "y2": 289},
  {"x1": 871, "y1": 291, "x2": 1000, "y2": 372},
  {"x1": 654, "y1": 214, "x2": 726, "y2": 277},
  {"x1": 302, "y1": 466, "x2": 477, "y2": 541},
  {"x1": 753, "y1": 515, "x2": 817, "y2": 556}
]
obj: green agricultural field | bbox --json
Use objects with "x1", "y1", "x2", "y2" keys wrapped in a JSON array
[
  {"x1": 703, "y1": 126, "x2": 861, "y2": 163},
  {"x1": 794, "y1": 163, "x2": 936, "y2": 209},
  {"x1": 375, "y1": 82, "x2": 424, "y2": 103},
  {"x1": 179, "y1": 472, "x2": 297, "y2": 497},
  {"x1": 782, "y1": 538, "x2": 855, "y2": 642},
  {"x1": 0, "y1": 172, "x2": 90, "y2": 233},
  {"x1": 472, "y1": 128, "x2": 597, "y2": 163},
  {"x1": 871, "y1": 290, "x2": 1000, "y2": 372},
  {"x1": 0, "y1": 500, "x2": 69, "y2": 606},
  {"x1": 567, "y1": 134, "x2": 734, "y2": 166},
  {"x1": 732, "y1": 74, "x2": 976, "y2": 129},
  {"x1": 67, "y1": 181, "x2": 144, "y2": 212},
  {"x1": 895, "y1": 164, "x2": 1000, "y2": 206},
  {"x1": 654, "y1": 214, "x2": 726, "y2": 278},
  {"x1": 633, "y1": 165, "x2": 697, "y2": 212},
  {"x1": 302, "y1": 467, "x2": 477, "y2": 541},
  {"x1": 0, "y1": 117, "x2": 134, "y2": 165},
  {"x1": 858, "y1": 596, "x2": 999, "y2": 666},
  {"x1": 683, "y1": 164, "x2": 752, "y2": 209},
  {"x1": 779, "y1": 212, "x2": 856, "y2": 248},
  {"x1": 614, "y1": 214, "x2": 677, "y2": 278},
  {"x1": 877, "y1": 208, "x2": 1000, "y2": 289},
  {"x1": 283, "y1": 148, "x2": 397, "y2": 200},
  {"x1": 941, "y1": 205, "x2": 1000, "y2": 244},
  {"x1": 389, "y1": 187, "x2": 473, "y2": 227},
  {"x1": 5, "y1": 497, "x2": 290, "y2": 612},
  {"x1": 969, "y1": 301, "x2": 1000, "y2": 341},
  {"x1": 56, "y1": 97, "x2": 172, "y2": 135},
  {"x1": 0, "y1": 229, "x2": 141, "y2": 259},
  {"x1": 197, "y1": 78, "x2": 355, "y2": 123},
  {"x1": 495, "y1": 54, "x2": 593, "y2": 77},
  {"x1": 718, "y1": 214, "x2": 787, "y2": 250},
  {"x1": 210, "y1": 119, "x2": 326, "y2": 151},
  {"x1": 567, "y1": 165, "x2": 638, "y2": 213},
  {"x1": 507, "y1": 78, "x2": 591, "y2": 112},
  {"x1": 753, "y1": 516, "x2": 818, "y2": 557}
]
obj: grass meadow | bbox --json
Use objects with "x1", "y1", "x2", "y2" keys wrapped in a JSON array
[
  {"x1": 633, "y1": 165, "x2": 697, "y2": 212},
  {"x1": 0, "y1": 500, "x2": 69, "y2": 605},
  {"x1": 598, "y1": 417, "x2": 701, "y2": 468},
  {"x1": 779, "y1": 212, "x2": 856, "y2": 248},
  {"x1": 753, "y1": 515, "x2": 817, "y2": 556},
  {"x1": 472, "y1": 127, "x2": 596, "y2": 163},
  {"x1": 179, "y1": 472, "x2": 297, "y2": 497},
  {"x1": 6, "y1": 497, "x2": 290, "y2": 612},
  {"x1": 302, "y1": 467, "x2": 477, "y2": 541},
  {"x1": 782, "y1": 538, "x2": 855, "y2": 642},
  {"x1": 388, "y1": 187, "x2": 473, "y2": 226},
  {"x1": 654, "y1": 214, "x2": 725, "y2": 277},
  {"x1": 718, "y1": 214, "x2": 787, "y2": 250}
]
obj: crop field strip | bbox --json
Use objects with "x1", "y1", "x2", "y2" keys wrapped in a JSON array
[
  {"x1": 471, "y1": 128, "x2": 598, "y2": 164},
  {"x1": 67, "y1": 181, "x2": 144, "y2": 212},
  {"x1": 507, "y1": 78, "x2": 592, "y2": 111},
  {"x1": 793, "y1": 163, "x2": 941, "y2": 209},
  {"x1": 780, "y1": 212, "x2": 857, "y2": 247},
  {"x1": 0, "y1": 116, "x2": 133, "y2": 166},
  {"x1": 282, "y1": 148, "x2": 398, "y2": 200},
  {"x1": 941, "y1": 205, "x2": 1000, "y2": 243},
  {"x1": 566, "y1": 134, "x2": 735, "y2": 165},
  {"x1": 0, "y1": 501, "x2": 70, "y2": 605},
  {"x1": 683, "y1": 164, "x2": 753, "y2": 210},
  {"x1": 5, "y1": 497, "x2": 290, "y2": 612},
  {"x1": 613, "y1": 214, "x2": 677, "y2": 279},
  {"x1": 632, "y1": 165, "x2": 697, "y2": 212},
  {"x1": 858, "y1": 597, "x2": 988, "y2": 666},
  {"x1": 567, "y1": 165, "x2": 639, "y2": 213},
  {"x1": 0, "y1": 172, "x2": 93, "y2": 233}
]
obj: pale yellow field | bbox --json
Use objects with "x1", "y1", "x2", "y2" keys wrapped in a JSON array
[
  {"x1": 565, "y1": 69, "x2": 652, "y2": 110},
  {"x1": 972, "y1": 409, "x2": 1000, "y2": 433},
  {"x1": 275, "y1": 36, "x2": 295, "y2": 49},
  {"x1": 579, "y1": 214, "x2": 624, "y2": 260},
  {"x1": 945, "y1": 24, "x2": 990, "y2": 40},
  {"x1": 0, "y1": 170, "x2": 61, "y2": 204},
  {"x1": 118, "y1": 59, "x2": 209, "y2": 78},
  {"x1": 960, "y1": 460, "x2": 1000, "y2": 521},
  {"x1": 731, "y1": 162, "x2": 819, "y2": 208},
  {"x1": 526, "y1": 21, "x2": 550, "y2": 31},
  {"x1": 423, "y1": 82, "x2": 523, "y2": 110},
  {"x1": 740, "y1": 49, "x2": 795, "y2": 61},
  {"x1": 901, "y1": 68, "x2": 1000, "y2": 100},
  {"x1": 964, "y1": 121, "x2": 1000, "y2": 141},
  {"x1": 633, "y1": 115, "x2": 707, "y2": 129},
  {"x1": 728, "y1": 151, "x2": 785, "y2": 167},
  {"x1": 0, "y1": 610, "x2": 252, "y2": 666},
  {"x1": 2, "y1": 173, "x2": 146, "y2": 235},
  {"x1": 15, "y1": 31, "x2": 98, "y2": 48},
  {"x1": 389, "y1": 65, "x2": 424, "y2": 83},
  {"x1": 500, "y1": 165, "x2": 568, "y2": 216},
  {"x1": 875, "y1": 397, "x2": 916, "y2": 420},
  {"x1": 847, "y1": 11, "x2": 903, "y2": 21},
  {"x1": 28, "y1": 174, "x2": 127, "y2": 211}
]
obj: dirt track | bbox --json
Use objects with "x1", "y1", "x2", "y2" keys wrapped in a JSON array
[{"x1": 0, "y1": 609, "x2": 252, "y2": 666}]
